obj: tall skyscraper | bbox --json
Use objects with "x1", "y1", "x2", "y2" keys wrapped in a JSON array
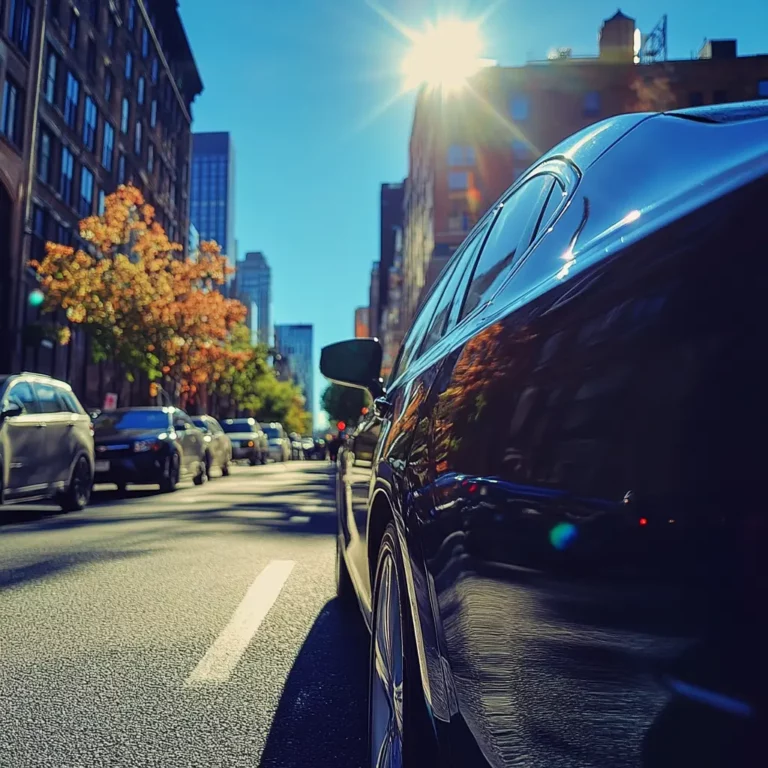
[
  {"x1": 190, "y1": 132, "x2": 236, "y2": 285},
  {"x1": 376, "y1": 182, "x2": 405, "y2": 335},
  {"x1": 274, "y1": 324, "x2": 314, "y2": 428},
  {"x1": 236, "y1": 252, "x2": 272, "y2": 346}
]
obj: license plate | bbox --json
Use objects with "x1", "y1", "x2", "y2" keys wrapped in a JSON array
[{"x1": 95, "y1": 460, "x2": 110, "y2": 472}]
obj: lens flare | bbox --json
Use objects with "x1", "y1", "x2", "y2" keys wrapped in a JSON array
[
  {"x1": 28, "y1": 289, "x2": 45, "y2": 308},
  {"x1": 549, "y1": 522, "x2": 578, "y2": 551}
]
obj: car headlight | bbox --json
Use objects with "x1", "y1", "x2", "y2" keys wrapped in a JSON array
[{"x1": 134, "y1": 440, "x2": 158, "y2": 453}]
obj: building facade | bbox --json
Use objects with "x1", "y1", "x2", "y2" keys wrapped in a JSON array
[
  {"x1": 354, "y1": 306, "x2": 369, "y2": 338},
  {"x1": 236, "y1": 250, "x2": 271, "y2": 346},
  {"x1": 401, "y1": 10, "x2": 768, "y2": 326},
  {"x1": 371, "y1": 181, "x2": 404, "y2": 337},
  {"x1": 0, "y1": 0, "x2": 202, "y2": 396},
  {"x1": 274, "y1": 324, "x2": 313, "y2": 429},
  {"x1": 190, "y1": 131, "x2": 235, "y2": 284}
]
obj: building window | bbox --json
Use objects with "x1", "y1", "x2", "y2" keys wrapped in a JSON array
[
  {"x1": 125, "y1": 51, "x2": 133, "y2": 81},
  {"x1": 64, "y1": 72, "x2": 80, "y2": 128},
  {"x1": 102, "y1": 121, "x2": 114, "y2": 170},
  {"x1": 31, "y1": 205, "x2": 48, "y2": 260},
  {"x1": 758, "y1": 80, "x2": 768, "y2": 98},
  {"x1": 107, "y1": 13, "x2": 115, "y2": 46},
  {"x1": 120, "y1": 97, "x2": 129, "y2": 133},
  {"x1": 9, "y1": 0, "x2": 34, "y2": 57},
  {"x1": 38, "y1": 127, "x2": 53, "y2": 182},
  {"x1": 150, "y1": 99, "x2": 157, "y2": 127},
  {"x1": 510, "y1": 94, "x2": 530, "y2": 121},
  {"x1": 104, "y1": 69, "x2": 113, "y2": 102},
  {"x1": 49, "y1": 0, "x2": 61, "y2": 22},
  {"x1": 83, "y1": 96, "x2": 97, "y2": 151},
  {"x1": 117, "y1": 152, "x2": 126, "y2": 183},
  {"x1": 1, "y1": 77, "x2": 24, "y2": 148},
  {"x1": 141, "y1": 26, "x2": 149, "y2": 57},
  {"x1": 127, "y1": 0, "x2": 135, "y2": 30},
  {"x1": 583, "y1": 90, "x2": 600, "y2": 117},
  {"x1": 448, "y1": 171, "x2": 469, "y2": 191},
  {"x1": 86, "y1": 37, "x2": 97, "y2": 74},
  {"x1": 137, "y1": 77, "x2": 145, "y2": 105},
  {"x1": 59, "y1": 145, "x2": 75, "y2": 204},
  {"x1": 151, "y1": 57, "x2": 158, "y2": 84},
  {"x1": 68, "y1": 9, "x2": 78, "y2": 49},
  {"x1": 89, "y1": 0, "x2": 99, "y2": 24},
  {"x1": 689, "y1": 91, "x2": 704, "y2": 107},
  {"x1": 713, "y1": 89, "x2": 728, "y2": 104},
  {"x1": 447, "y1": 145, "x2": 475, "y2": 166},
  {"x1": 97, "y1": 188, "x2": 106, "y2": 214},
  {"x1": 134, "y1": 120, "x2": 142, "y2": 155},
  {"x1": 147, "y1": 142, "x2": 154, "y2": 172},
  {"x1": 44, "y1": 48, "x2": 59, "y2": 104},
  {"x1": 79, "y1": 166, "x2": 94, "y2": 216}
]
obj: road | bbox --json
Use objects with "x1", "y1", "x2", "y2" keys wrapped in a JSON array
[{"x1": 0, "y1": 462, "x2": 369, "y2": 768}]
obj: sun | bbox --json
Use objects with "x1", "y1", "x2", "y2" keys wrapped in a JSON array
[{"x1": 401, "y1": 18, "x2": 488, "y2": 93}]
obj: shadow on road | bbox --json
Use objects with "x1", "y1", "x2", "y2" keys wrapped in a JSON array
[{"x1": 260, "y1": 598, "x2": 369, "y2": 768}]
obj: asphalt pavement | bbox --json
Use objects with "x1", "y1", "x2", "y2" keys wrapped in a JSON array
[{"x1": 0, "y1": 462, "x2": 369, "y2": 768}]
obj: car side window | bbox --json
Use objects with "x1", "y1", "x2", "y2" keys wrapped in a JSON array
[
  {"x1": 459, "y1": 175, "x2": 554, "y2": 321},
  {"x1": 533, "y1": 179, "x2": 567, "y2": 239},
  {"x1": 34, "y1": 382, "x2": 65, "y2": 414},
  {"x1": 173, "y1": 411, "x2": 189, "y2": 429},
  {"x1": 419, "y1": 222, "x2": 491, "y2": 356},
  {"x1": 5, "y1": 382, "x2": 39, "y2": 414},
  {"x1": 58, "y1": 388, "x2": 84, "y2": 414}
]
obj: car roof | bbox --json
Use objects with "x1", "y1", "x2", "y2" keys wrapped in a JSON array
[{"x1": 665, "y1": 100, "x2": 768, "y2": 124}]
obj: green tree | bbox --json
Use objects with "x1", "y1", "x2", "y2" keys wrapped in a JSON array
[{"x1": 321, "y1": 383, "x2": 370, "y2": 427}]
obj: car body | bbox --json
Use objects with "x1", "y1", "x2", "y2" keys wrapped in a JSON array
[
  {"x1": 93, "y1": 407, "x2": 206, "y2": 491},
  {"x1": 192, "y1": 415, "x2": 232, "y2": 477},
  {"x1": 322, "y1": 103, "x2": 768, "y2": 767},
  {"x1": 301, "y1": 437, "x2": 316, "y2": 459},
  {"x1": 221, "y1": 418, "x2": 268, "y2": 465},
  {"x1": 263, "y1": 423, "x2": 290, "y2": 462},
  {"x1": 0, "y1": 372, "x2": 94, "y2": 511}
]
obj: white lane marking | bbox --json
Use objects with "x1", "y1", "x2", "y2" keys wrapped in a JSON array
[{"x1": 185, "y1": 560, "x2": 295, "y2": 685}]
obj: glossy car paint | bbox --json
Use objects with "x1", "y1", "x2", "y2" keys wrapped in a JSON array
[{"x1": 334, "y1": 105, "x2": 768, "y2": 766}]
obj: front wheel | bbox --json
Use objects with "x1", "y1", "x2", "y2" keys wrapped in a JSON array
[
  {"x1": 369, "y1": 523, "x2": 436, "y2": 767},
  {"x1": 221, "y1": 460, "x2": 230, "y2": 477},
  {"x1": 59, "y1": 456, "x2": 93, "y2": 512},
  {"x1": 193, "y1": 460, "x2": 207, "y2": 485},
  {"x1": 204, "y1": 452, "x2": 213, "y2": 480},
  {"x1": 160, "y1": 453, "x2": 180, "y2": 493},
  {"x1": 248, "y1": 453, "x2": 258, "y2": 466}
]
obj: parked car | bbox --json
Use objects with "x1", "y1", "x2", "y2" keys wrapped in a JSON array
[
  {"x1": 301, "y1": 437, "x2": 316, "y2": 459},
  {"x1": 289, "y1": 432, "x2": 304, "y2": 460},
  {"x1": 264, "y1": 423, "x2": 290, "y2": 462},
  {"x1": 321, "y1": 103, "x2": 768, "y2": 767},
  {"x1": 221, "y1": 418, "x2": 268, "y2": 465},
  {"x1": 93, "y1": 407, "x2": 206, "y2": 492},
  {"x1": 0, "y1": 372, "x2": 94, "y2": 511},
  {"x1": 191, "y1": 415, "x2": 232, "y2": 478}
]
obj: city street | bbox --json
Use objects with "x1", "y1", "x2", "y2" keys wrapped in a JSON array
[{"x1": 0, "y1": 463, "x2": 368, "y2": 768}]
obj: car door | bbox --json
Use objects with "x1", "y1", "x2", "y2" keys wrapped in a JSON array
[
  {"x1": 208, "y1": 417, "x2": 228, "y2": 464},
  {"x1": 32, "y1": 380, "x2": 73, "y2": 486},
  {"x1": 174, "y1": 411, "x2": 202, "y2": 474},
  {"x1": 1, "y1": 380, "x2": 45, "y2": 492}
]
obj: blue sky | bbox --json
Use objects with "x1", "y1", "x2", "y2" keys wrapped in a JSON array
[{"x1": 181, "y1": 0, "x2": 767, "y2": 426}]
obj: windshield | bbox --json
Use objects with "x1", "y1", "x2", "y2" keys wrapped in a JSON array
[
  {"x1": 263, "y1": 427, "x2": 281, "y2": 440},
  {"x1": 222, "y1": 420, "x2": 255, "y2": 434},
  {"x1": 94, "y1": 410, "x2": 169, "y2": 432}
]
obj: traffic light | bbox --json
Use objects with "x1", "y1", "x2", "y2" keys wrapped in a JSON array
[
  {"x1": 149, "y1": 382, "x2": 159, "y2": 398},
  {"x1": 337, "y1": 421, "x2": 346, "y2": 432}
]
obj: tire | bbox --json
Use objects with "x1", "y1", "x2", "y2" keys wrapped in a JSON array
[
  {"x1": 248, "y1": 453, "x2": 258, "y2": 466},
  {"x1": 261, "y1": 452, "x2": 267, "y2": 465},
  {"x1": 59, "y1": 456, "x2": 93, "y2": 512},
  {"x1": 0, "y1": 464, "x2": 5, "y2": 506},
  {"x1": 222, "y1": 460, "x2": 230, "y2": 477},
  {"x1": 336, "y1": 534, "x2": 356, "y2": 607},
  {"x1": 369, "y1": 522, "x2": 436, "y2": 767},
  {"x1": 160, "y1": 453, "x2": 180, "y2": 493},
  {"x1": 193, "y1": 460, "x2": 207, "y2": 485},
  {"x1": 204, "y1": 451, "x2": 213, "y2": 480}
]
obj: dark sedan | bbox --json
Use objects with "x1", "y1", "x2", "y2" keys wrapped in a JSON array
[
  {"x1": 93, "y1": 407, "x2": 207, "y2": 492},
  {"x1": 322, "y1": 102, "x2": 768, "y2": 767}
]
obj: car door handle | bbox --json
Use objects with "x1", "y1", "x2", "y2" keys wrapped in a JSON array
[{"x1": 373, "y1": 397, "x2": 392, "y2": 418}]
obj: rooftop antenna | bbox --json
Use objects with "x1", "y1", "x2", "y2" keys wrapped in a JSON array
[{"x1": 640, "y1": 14, "x2": 668, "y2": 63}]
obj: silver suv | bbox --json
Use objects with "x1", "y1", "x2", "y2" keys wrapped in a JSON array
[{"x1": 0, "y1": 373, "x2": 95, "y2": 511}]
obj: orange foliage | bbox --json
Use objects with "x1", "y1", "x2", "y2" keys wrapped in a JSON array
[{"x1": 30, "y1": 185, "x2": 249, "y2": 392}]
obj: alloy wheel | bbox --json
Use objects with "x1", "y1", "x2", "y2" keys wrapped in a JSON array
[
  {"x1": 73, "y1": 457, "x2": 92, "y2": 508},
  {"x1": 370, "y1": 553, "x2": 405, "y2": 768}
]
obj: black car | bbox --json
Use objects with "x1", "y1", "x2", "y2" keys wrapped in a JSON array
[
  {"x1": 321, "y1": 103, "x2": 768, "y2": 767},
  {"x1": 93, "y1": 407, "x2": 206, "y2": 492}
]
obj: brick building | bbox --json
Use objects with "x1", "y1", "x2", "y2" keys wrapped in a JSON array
[
  {"x1": 401, "y1": 10, "x2": 768, "y2": 326},
  {"x1": 0, "y1": 0, "x2": 202, "y2": 402}
]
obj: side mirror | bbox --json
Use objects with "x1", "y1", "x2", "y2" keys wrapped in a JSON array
[
  {"x1": 0, "y1": 402, "x2": 23, "y2": 421},
  {"x1": 320, "y1": 338, "x2": 384, "y2": 397}
]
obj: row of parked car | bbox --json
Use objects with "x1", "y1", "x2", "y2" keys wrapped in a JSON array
[{"x1": 0, "y1": 371, "x2": 297, "y2": 512}]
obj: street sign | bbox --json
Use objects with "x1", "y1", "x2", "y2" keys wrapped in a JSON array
[{"x1": 103, "y1": 392, "x2": 118, "y2": 411}]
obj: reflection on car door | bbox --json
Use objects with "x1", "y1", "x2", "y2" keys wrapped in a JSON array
[
  {"x1": 33, "y1": 381, "x2": 75, "y2": 485},
  {"x1": 2, "y1": 381, "x2": 44, "y2": 492},
  {"x1": 174, "y1": 411, "x2": 202, "y2": 473}
]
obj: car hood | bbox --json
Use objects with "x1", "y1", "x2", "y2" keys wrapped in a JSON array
[{"x1": 94, "y1": 429, "x2": 166, "y2": 445}]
